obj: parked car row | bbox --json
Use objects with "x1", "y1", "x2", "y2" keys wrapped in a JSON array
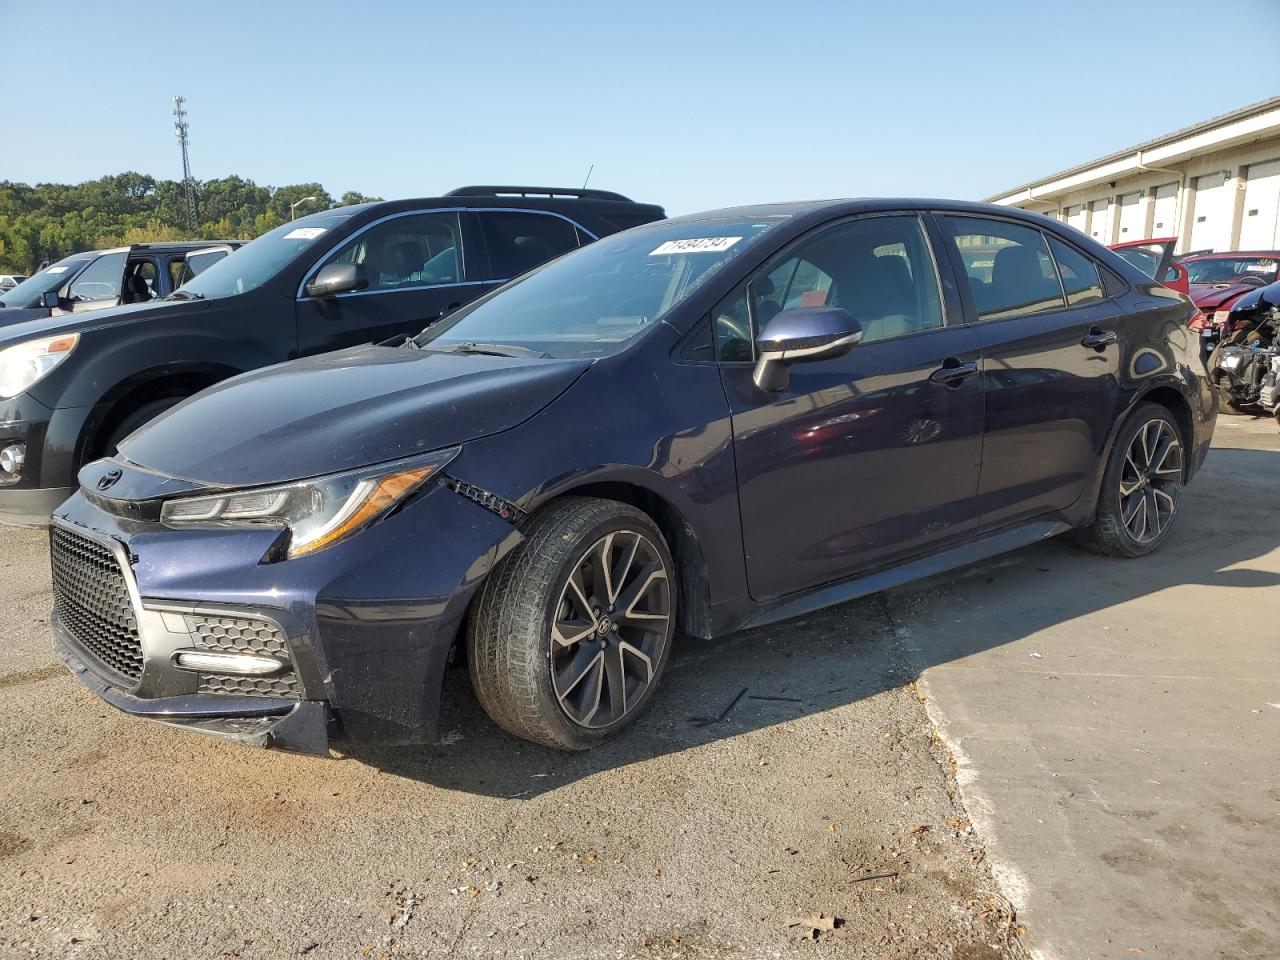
[
  {"x1": 0, "y1": 187, "x2": 664, "y2": 523},
  {"x1": 35, "y1": 193, "x2": 1215, "y2": 756}
]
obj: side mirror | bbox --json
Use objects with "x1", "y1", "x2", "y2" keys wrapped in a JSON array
[
  {"x1": 305, "y1": 262, "x2": 368, "y2": 298},
  {"x1": 753, "y1": 306, "x2": 862, "y2": 392},
  {"x1": 40, "y1": 289, "x2": 61, "y2": 309}
]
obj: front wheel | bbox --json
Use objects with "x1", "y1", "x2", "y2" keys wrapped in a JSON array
[
  {"x1": 1080, "y1": 403, "x2": 1185, "y2": 558},
  {"x1": 467, "y1": 497, "x2": 676, "y2": 750}
]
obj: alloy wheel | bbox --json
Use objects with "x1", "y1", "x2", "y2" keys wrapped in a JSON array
[
  {"x1": 1118, "y1": 419, "x2": 1183, "y2": 544},
  {"x1": 550, "y1": 530, "x2": 672, "y2": 728}
]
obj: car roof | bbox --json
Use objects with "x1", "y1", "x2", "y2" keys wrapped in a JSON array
[
  {"x1": 657, "y1": 197, "x2": 1071, "y2": 225},
  {"x1": 308, "y1": 188, "x2": 665, "y2": 224}
]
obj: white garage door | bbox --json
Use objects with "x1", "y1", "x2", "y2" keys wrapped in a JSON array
[
  {"x1": 1065, "y1": 204, "x2": 1088, "y2": 236},
  {"x1": 1088, "y1": 198, "x2": 1113, "y2": 244},
  {"x1": 1239, "y1": 158, "x2": 1280, "y2": 250},
  {"x1": 1189, "y1": 172, "x2": 1230, "y2": 252},
  {"x1": 1151, "y1": 183, "x2": 1178, "y2": 236},
  {"x1": 1116, "y1": 192, "x2": 1144, "y2": 240}
]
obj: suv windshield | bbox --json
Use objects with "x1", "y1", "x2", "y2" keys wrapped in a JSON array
[
  {"x1": 416, "y1": 216, "x2": 784, "y2": 359},
  {"x1": 1186, "y1": 256, "x2": 1279, "y2": 284},
  {"x1": 0, "y1": 255, "x2": 94, "y2": 308},
  {"x1": 178, "y1": 214, "x2": 351, "y2": 299}
]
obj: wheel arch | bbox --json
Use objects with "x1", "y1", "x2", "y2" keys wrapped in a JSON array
[
  {"x1": 527, "y1": 479, "x2": 714, "y2": 641},
  {"x1": 1133, "y1": 383, "x2": 1194, "y2": 475},
  {"x1": 78, "y1": 361, "x2": 243, "y2": 465}
]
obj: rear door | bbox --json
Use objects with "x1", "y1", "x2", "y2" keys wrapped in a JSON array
[
  {"x1": 1111, "y1": 238, "x2": 1187, "y2": 294},
  {"x1": 473, "y1": 210, "x2": 587, "y2": 282},
  {"x1": 937, "y1": 214, "x2": 1122, "y2": 529},
  {"x1": 294, "y1": 210, "x2": 472, "y2": 355},
  {"x1": 721, "y1": 212, "x2": 985, "y2": 601}
]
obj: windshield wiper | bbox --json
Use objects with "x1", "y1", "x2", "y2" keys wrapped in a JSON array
[
  {"x1": 167, "y1": 290, "x2": 205, "y2": 301},
  {"x1": 421, "y1": 341, "x2": 548, "y2": 359}
]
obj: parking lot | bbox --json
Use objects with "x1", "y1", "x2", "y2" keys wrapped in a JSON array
[{"x1": 1, "y1": 414, "x2": 1276, "y2": 960}]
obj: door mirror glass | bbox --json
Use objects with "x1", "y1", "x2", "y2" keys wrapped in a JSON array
[
  {"x1": 753, "y1": 307, "x2": 862, "y2": 391},
  {"x1": 305, "y1": 262, "x2": 369, "y2": 298},
  {"x1": 40, "y1": 289, "x2": 61, "y2": 309}
]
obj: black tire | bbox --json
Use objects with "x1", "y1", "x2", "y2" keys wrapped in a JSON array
[
  {"x1": 103, "y1": 397, "x2": 184, "y2": 455},
  {"x1": 1215, "y1": 378, "x2": 1252, "y2": 416},
  {"x1": 1081, "y1": 403, "x2": 1185, "y2": 558},
  {"x1": 467, "y1": 497, "x2": 676, "y2": 750}
]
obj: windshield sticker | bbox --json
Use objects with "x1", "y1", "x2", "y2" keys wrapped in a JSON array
[
  {"x1": 649, "y1": 237, "x2": 742, "y2": 256},
  {"x1": 46, "y1": 266, "x2": 69, "y2": 274},
  {"x1": 284, "y1": 227, "x2": 327, "y2": 241},
  {"x1": 1245, "y1": 263, "x2": 1276, "y2": 273}
]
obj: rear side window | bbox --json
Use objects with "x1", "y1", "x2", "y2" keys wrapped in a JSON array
[
  {"x1": 942, "y1": 216, "x2": 1064, "y2": 320},
  {"x1": 1046, "y1": 236, "x2": 1103, "y2": 305},
  {"x1": 67, "y1": 251, "x2": 128, "y2": 303},
  {"x1": 480, "y1": 212, "x2": 580, "y2": 279}
]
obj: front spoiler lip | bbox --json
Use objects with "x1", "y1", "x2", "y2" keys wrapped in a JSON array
[{"x1": 54, "y1": 630, "x2": 332, "y2": 755}]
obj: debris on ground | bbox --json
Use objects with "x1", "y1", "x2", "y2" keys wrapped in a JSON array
[{"x1": 784, "y1": 913, "x2": 843, "y2": 940}]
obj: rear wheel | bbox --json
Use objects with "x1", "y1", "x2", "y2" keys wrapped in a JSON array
[
  {"x1": 1081, "y1": 403, "x2": 1184, "y2": 558},
  {"x1": 467, "y1": 497, "x2": 676, "y2": 750}
]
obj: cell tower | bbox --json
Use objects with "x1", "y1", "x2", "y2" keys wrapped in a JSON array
[{"x1": 172, "y1": 96, "x2": 197, "y2": 228}]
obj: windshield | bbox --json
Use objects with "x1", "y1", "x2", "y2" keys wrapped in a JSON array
[
  {"x1": 1186, "y1": 256, "x2": 1279, "y2": 284},
  {"x1": 0, "y1": 256, "x2": 93, "y2": 308},
  {"x1": 177, "y1": 214, "x2": 351, "y2": 299},
  {"x1": 415, "y1": 216, "x2": 784, "y2": 359}
]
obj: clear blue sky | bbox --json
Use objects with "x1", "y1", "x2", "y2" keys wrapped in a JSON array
[{"x1": 3, "y1": 0, "x2": 1277, "y2": 215}]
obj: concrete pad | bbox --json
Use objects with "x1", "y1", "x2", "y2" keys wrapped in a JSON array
[{"x1": 888, "y1": 415, "x2": 1280, "y2": 959}]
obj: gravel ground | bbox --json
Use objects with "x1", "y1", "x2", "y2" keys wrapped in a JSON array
[{"x1": 0, "y1": 524, "x2": 1017, "y2": 960}]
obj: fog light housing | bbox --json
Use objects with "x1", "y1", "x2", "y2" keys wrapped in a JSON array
[
  {"x1": 172, "y1": 649, "x2": 286, "y2": 676},
  {"x1": 0, "y1": 443, "x2": 24, "y2": 486}
]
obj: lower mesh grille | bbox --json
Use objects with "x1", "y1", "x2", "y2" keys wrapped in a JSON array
[
  {"x1": 50, "y1": 526, "x2": 143, "y2": 683},
  {"x1": 189, "y1": 614, "x2": 300, "y2": 699}
]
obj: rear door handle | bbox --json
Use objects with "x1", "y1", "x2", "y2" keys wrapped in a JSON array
[
  {"x1": 1081, "y1": 327, "x2": 1117, "y2": 350},
  {"x1": 929, "y1": 358, "x2": 979, "y2": 386}
]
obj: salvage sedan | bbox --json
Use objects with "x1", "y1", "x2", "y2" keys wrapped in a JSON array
[{"x1": 49, "y1": 200, "x2": 1216, "y2": 754}]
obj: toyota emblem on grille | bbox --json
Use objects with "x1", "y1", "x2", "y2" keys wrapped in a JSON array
[{"x1": 97, "y1": 468, "x2": 123, "y2": 491}]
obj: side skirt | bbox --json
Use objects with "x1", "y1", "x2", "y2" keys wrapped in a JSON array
[{"x1": 743, "y1": 519, "x2": 1072, "y2": 630}]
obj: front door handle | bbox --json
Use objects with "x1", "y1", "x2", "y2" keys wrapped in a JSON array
[
  {"x1": 929, "y1": 358, "x2": 979, "y2": 386},
  {"x1": 1081, "y1": 327, "x2": 1117, "y2": 350}
]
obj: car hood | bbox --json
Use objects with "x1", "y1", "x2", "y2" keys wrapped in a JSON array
[
  {"x1": 1190, "y1": 282, "x2": 1254, "y2": 309},
  {"x1": 117, "y1": 344, "x2": 591, "y2": 488},
  {"x1": 0, "y1": 298, "x2": 191, "y2": 347}
]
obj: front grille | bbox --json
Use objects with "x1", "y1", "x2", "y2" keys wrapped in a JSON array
[
  {"x1": 50, "y1": 526, "x2": 143, "y2": 683},
  {"x1": 189, "y1": 614, "x2": 300, "y2": 699}
]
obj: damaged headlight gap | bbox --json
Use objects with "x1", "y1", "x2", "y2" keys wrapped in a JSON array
[{"x1": 160, "y1": 447, "x2": 460, "y2": 558}]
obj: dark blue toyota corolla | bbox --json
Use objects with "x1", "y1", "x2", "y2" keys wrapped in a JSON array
[{"x1": 49, "y1": 199, "x2": 1216, "y2": 754}]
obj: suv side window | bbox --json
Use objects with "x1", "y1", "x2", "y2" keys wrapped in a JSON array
[
  {"x1": 1046, "y1": 236, "x2": 1104, "y2": 305},
  {"x1": 715, "y1": 214, "x2": 943, "y2": 360},
  {"x1": 68, "y1": 251, "x2": 128, "y2": 304},
  {"x1": 941, "y1": 216, "x2": 1065, "y2": 320},
  {"x1": 319, "y1": 213, "x2": 462, "y2": 292},
  {"x1": 479, "y1": 212, "x2": 580, "y2": 279}
]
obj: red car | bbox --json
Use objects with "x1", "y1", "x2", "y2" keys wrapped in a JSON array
[
  {"x1": 1181, "y1": 251, "x2": 1280, "y2": 332},
  {"x1": 1110, "y1": 238, "x2": 1190, "y2": 295}
]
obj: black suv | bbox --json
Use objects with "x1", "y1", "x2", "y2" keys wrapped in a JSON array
[
  {"x1": 0, "y1": 187, "x2": 664, "y2": 524},
  {"x1": 0, "y1": 241, "x2": 241, "y2": 325}
]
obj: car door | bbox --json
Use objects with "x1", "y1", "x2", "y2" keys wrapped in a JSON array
[
  {"x1": 936, "y1": 214, "x2": 1123, "y2": 530},
  {"x1": 719, "y1": 213, "x2": 986, "y2": 602},
  {"x1": 62, "y1": 249, "x2": 129, "y2": 314},
  {"x1": 1111, "y1": 238, "x2": 1188, "y2": 294},
  {"x1": 294, "y1": 211, "x2": 473, "y2": 356}
]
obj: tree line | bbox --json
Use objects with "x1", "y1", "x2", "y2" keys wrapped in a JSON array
[{"x1": 0, "y1": 173, "x2": 383, "y2": 273}]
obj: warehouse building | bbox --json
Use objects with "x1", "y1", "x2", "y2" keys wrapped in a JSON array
[{"x1": 988, "y1": 97, "x2": 1280, "y2": 254}]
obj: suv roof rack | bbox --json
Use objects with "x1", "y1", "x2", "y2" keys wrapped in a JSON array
[{"x1": 445, "y1": 185, "x2": 633, "y2": 202}]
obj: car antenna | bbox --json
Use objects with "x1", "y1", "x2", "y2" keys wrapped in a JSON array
[{"x1": 581, "y1": 163, "x2": 594, "y2": 190}]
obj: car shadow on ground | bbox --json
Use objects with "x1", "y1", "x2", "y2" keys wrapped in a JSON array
[{"x1": 347, "y1": 445, "x2": 1280, "y2": 798}]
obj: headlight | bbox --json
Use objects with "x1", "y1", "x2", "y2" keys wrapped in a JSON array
[
  {"x1": 0, "y1": 333, "x2": 79, "y2": 399},
  {"x1": 160, "y1": 447, "x2": 459, "y2": 559}
]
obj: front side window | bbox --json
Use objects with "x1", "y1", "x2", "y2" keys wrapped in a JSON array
[
  {"x1": 1046, "y1": 236, "x2": 1103, "y2": 305},
  {"x1": 417, "y1": 215, "x2": 783, "y2": 360},
  {"x1": 480, "y1": 212, "x2": 581, "y2": 279},
  {"x1": 943, "y1": 216, "x2": 1064, "y2": 320},
  {"x1": 716, "y1": 215, "x2": 944, "y2": 359},
  {"x1": 67, "y1": 251, "x2": 128, "y2": 304},
  {"x1": 320, "y1": 212, "x2": 462, "y2": 292}
]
